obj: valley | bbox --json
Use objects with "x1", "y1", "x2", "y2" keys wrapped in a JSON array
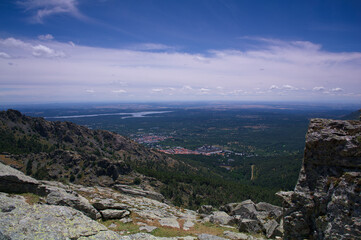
[{"x1": 6, "y1": 102, "x2": 355, "y2": 207}]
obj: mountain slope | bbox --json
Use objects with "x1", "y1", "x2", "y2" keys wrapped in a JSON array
[
  {"x1": 0, "y1": 109, "x2": 181, "y2": 187},
  {"x1": 0, "y1": 109, "x2": 282, "y2": 208}
]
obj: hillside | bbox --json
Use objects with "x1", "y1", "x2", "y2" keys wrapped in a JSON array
[
  {"x1": 0, "y1": 116, "x2": 359, "y2": 239},
  {"x1": 0, "y1": 109, "x2": 181, "y2": 186},
  {"x1": 0, "y1": 109, "x2": 279, "y2": 208},
  {"x1": 342, "y1": 109, "x2": 361, "y2": 120}
]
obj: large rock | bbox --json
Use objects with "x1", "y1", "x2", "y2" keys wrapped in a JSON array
[
  {"x1": 238, "y1": 219, "x2": 263, "y2": 234},
  {"x1": 197, "y1": 234, "x2": 228, "y2": 240},
  {"x1": 255, "y1": 202, "x2": 282, "y2": 220},
  {"x1": 209, "y1": 211, "x2": 234, "y2": 225},
  {"x1": 114, "y1": 184, "x2": 164, "y2": 202},
  {"x1": 0, "y1": 192, "x2": 121, "y2": 240},
  {"x1": 158, "y1": 217, "x2": 180, "y2": 228},
  {"x1": 278, "y1": 118, "x2": 361, "y2": 239},
  {"x1": 92, "y1": 199, "x2": 128, "y2": 210},
  {"x1": 0, "y1": 162, "x2": 42, "y2": 195},
  {"x1": 223, "y1": 231, "x2": 249, "y2": 240},
  {"x1": 221, "y1": 200, "x2": 257, "y2": 219},
  {"x1": 100, "y1": 209, "x2": 130, "y2": 220},
  {"x1": 198, "y1": 205, "x2": 214, "y2": 214},
  {"x1": 46, "y1": 186, "x2": 101, "y2": 220},
  {"x1": 0, "y1": 162, "x2": 101, "y2": 220}
]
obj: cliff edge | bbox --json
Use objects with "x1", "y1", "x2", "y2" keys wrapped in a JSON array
[{"x1": 278, "y1": 118, "x2": 361, "y2": 239}]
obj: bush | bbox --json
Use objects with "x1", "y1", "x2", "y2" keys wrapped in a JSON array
[{"x1": 133, "y1": 177, "x2": 141, "y2": 185}]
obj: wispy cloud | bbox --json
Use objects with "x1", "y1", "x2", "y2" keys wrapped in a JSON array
[
  {"x1": 0, "y1": 52, "x2": 10, "y2": 58},
  {"x1": 0, "y1": 37, "x2": 65, "y2": 58},
  {"x1": 331, "y1": 87, "x2": 343, "y2": 93},
  {"x1": 32, "y1": 44, "x2": 65, "y2": 57},
  {"x1": 1, "y1": 36, "x2": 361, "y2": 103},
  {"x1": 38, "y1": 34, "x2": 54, "y2": 40},
  {"x1": 17, "y1": 0, "x2": 86, "y2": 23},
  {"x1": 130, "y1": 43, "x2": 176, "y2": 51},
  {"x1": 112, "y1": 89, "x2": 127, "y2": 93},
  {"x1": 313, "y1": 86, "x2": 325, "y2": 91}
]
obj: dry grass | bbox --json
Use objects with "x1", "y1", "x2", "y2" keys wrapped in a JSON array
[{"x1": 0, "y1": 154, "x2": 23, "y2": 169}]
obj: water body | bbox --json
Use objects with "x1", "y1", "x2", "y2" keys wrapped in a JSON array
[{"x1": 46, "y1": 111, "x2": 171, "y2": 119}]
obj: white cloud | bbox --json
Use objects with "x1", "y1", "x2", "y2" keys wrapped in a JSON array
[
  {"x1": 313, "y1": 86, "x2": 325, "y2": 91},
  {"x1": 199, "y1": 88, "x2": 210, "y2": 95},
  {"x1": 151, "y1": 88, "x2": 164, "y2": 93},
  {"x1": 0, "y1": 52, "x2": 10, "y2": 58},
  {"x1": 0, "y1": 38, "x2": 28, "y2": 48},
  {"x1": 331, "y1": 87, "x2": 343, "y2": 93},
  {"x1": 32, "y1": 44, "x2": 65, "y2": 57},
  {"x1": 0, "y1": 37, "x2": 65, "y2": 58},
  {"x1": 182, "y1": 85, "x2": 193, "y2": 91},
  {"x1": 1, "y1": 36, "x2": 361, "y2": 103},
  {"x1": 282, "y1": 85, "x2": 298, "y2": 90},
  {"x1": 269, "y1": 85, "x2": 279, "y2": 90},
  {"x1": 17, "y1": 0, "x2": 84, "y2": 23},
  {"x1": 112, "y1": 89, "x2": 127, "y2": 93},
  {"x1": 68, "y1": 41, "x2": 75, "y2": 47},
  {"x1": 85, "y1": 89, "x2": 95, "y2": 93},
  {"x1": 38, "y1": 34, "x2": 54, "y2": 40},
  {"x1": 133, "y1": 43, "x2": 175, "y2": 51}
]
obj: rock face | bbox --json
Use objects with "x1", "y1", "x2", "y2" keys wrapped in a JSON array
[
  {"x1": 114, "y1": 184, "x2": 165, "y2": 202},
  {"x1": 278, "y1": 118, "x2": 361, "y2": 239},
  {"x1": 0, "y1": 192, "x2": 121, "y2": 240},
  {"x1": 0, "y1": 162, "x2": 42, "y2": 195},
  {"x1": 219, "y1": 199, "x2": 282, "y2": 238}
]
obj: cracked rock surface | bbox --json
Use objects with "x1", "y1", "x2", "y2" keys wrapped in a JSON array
[
  {"x1": 0, "y1": 192, "x2": 121, "y2": 240},
  {"x1": 278, "y1": 118, "x2": 361, "y2": 240}
]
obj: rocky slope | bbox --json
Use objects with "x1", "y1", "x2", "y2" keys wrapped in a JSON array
[
  {"x1": 0, "y1": 109, "x2": 187, "y2": 197},
  {"x1": 278, "y1": 118, "x2": 361, "y2": 239},
  {"x1": 0, "y1": 161, "x2": 280, "y2": 240}
]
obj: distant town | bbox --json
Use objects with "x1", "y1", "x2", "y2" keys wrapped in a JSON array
[{"x1": 131, "y1": 134, "x2": 256, "y2": 157}]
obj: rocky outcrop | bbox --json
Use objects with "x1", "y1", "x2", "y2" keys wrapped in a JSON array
[
  {"x1": 0, "y1": 192, "x2": 121, "y2": 240},
  {"x1": 0, "y1": 162, "x2": 101, "y2": 220},
  {"x1": 46, "y1": 186, "x2": 101, "y2": 220},
  {"x1": 218, "y1": 199, "x2": 283, "y2": 238},
  {"x1": 0, "y1": 162, "x2": 43, "y2": 195},
  {"x1": 278, "y1": 118, "x2": 361, "y2": 239},
  {"x1": 114, "y1": 184, "x2": 165, "y2": 202},
  {"x1": 209, "y1": 211, "x2": 234, "y2": 225}
]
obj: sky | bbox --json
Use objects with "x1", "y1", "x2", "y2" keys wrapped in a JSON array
[{"x1": 0, "y1": 0, "x2": 361, "y2": 104}]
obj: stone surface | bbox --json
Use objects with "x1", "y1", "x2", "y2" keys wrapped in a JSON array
[
  {"x1": 198, "y1": 205, "x2": 214, "y2": 214},
  {"x1": 262, "y1": 219, "x2": 279, "y2": 238},
  {"x1": 183, "y1": 220, "x2": 195, "y2": 230},
  {"x1": 100, "y1": 209, "x2": 130, "y2": 220},
  {"x1": 46, "y1": 186, "x2": 101, "y2": 220},
  {"x1": 0, "y1": 162, "x2": 41, "y2": 195},
  {"x1": 114, "y1": 184, "x2": 165, "y2": 202},
  {"x1": 278, "y1": 118, "x2": 361, "y2": 239},
  {"x1": 197, "y1": 234, "x2": 228, "y2": 240},
  {"x1": 158, "y1": 217, "x2": 180, "y2": 228},
  {"x1": 223, "y1": 231, "x2": 250, "y2": 240},
  {"x1": 238, "y1": 219, "x2": 262, "y2": 234},
  {"x1": 0, "y1": 192, "x2": 121, "y2": 240},
  {"x1": 139, "y1": 225, "x2": 158, "y2": 233},
  {"x1": 209, "y1": 211, "x2": 234, "y2": 225},
  {"x1": 221, "y1": 200, "x2": 257, "y2": 219},
  {"x1": 92, "y1": 199, "x2": 128, "y2": 210}
]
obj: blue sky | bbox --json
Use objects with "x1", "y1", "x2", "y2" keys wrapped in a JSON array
[{"x1": 0, "y1": 0, "x2": 361, "y2": 104}]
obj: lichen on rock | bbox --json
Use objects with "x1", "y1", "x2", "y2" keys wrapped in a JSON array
[{"x1": 278, "y1": 118, "x2": 361, "y2": 239}]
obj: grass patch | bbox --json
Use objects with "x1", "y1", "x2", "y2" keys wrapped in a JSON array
[
  {"x1": 18, "y1": 193, "x2": 42, "y2": 205},
  {"x1": 192, "y1": 222, "x2": 238, "y2": 236},
  {"x1": 101, "y1": 219, "x2": 140, "y2": 235},
  {"x1": 152, "y1": 227, "x2": 190, "y2": 238}
]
